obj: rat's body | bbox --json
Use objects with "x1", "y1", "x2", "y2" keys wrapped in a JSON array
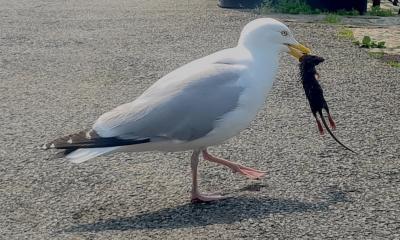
[{"x1": 299, "y1": 55, "x2": 355, "y2": 153}]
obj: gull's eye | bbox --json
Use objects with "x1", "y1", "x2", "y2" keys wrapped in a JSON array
[{"x1": 281, "y1": 30, "x2": 288, "y2": 37}]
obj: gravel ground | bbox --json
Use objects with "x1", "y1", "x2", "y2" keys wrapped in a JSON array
[{"x1": 1, "y1": 0, "x2": 399, "y2": 239}]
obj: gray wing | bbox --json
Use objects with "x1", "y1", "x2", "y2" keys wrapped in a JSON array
[{"x1": 93, "y1": 64, "x2": 245, "y2": 141}]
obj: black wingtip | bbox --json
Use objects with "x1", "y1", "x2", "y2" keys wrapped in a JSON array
[{"x1": 42, "y1": 129, "x2": 151, "y2": 151}]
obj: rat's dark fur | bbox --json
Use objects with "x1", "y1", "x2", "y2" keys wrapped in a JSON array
[{"x1": 299, "y1": 55, "x2": 355, "y2": 153}]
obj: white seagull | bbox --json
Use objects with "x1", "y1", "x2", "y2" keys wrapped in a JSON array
[{"x1": 43, "y1": 18, "x2": 311, "y2": 203}]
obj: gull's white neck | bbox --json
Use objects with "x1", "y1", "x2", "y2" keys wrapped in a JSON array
[{"x1": 238, "y1": 42, "x2": 281, "y2": 90}]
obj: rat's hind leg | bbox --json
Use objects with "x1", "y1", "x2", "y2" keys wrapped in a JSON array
[
  {"x1": 316, "y1": 118, "x2": 324, "y2": 135},
  {"x1": 327, "y1": 114, "x2": 336, "y2": 130},
  {"x1": 324, "y1": 106, "x2": 336, "y2": 130},
  {"x1": 313, "y1": 112, "x2": 324, "y2": 135}
]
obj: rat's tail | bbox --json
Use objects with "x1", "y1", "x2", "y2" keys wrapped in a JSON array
[{"x1": 318, "y1": 111, "x2": 357, "y2": 154}]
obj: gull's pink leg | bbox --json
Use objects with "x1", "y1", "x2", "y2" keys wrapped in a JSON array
[
  {"x1": 190, "y1": 150, "x2": 226, "y2": 203},
  {"x1": 202, "y1": 149, "x2": 266, "y2": 179}
]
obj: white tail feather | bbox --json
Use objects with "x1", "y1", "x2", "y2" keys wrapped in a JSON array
[{"x1": 66, "y1": 147, "x2": 119, "y2": 163}]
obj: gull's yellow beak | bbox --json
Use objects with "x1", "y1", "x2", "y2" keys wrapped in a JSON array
[{"x1": 287, "y1": 43, "x2": 311, "y2": 61}]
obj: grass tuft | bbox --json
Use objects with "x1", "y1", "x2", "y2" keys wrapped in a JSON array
[
  {"x1": 368, "y1": 51, "x2": 384, "y2": 59},
  {"x1": 324, "y1": 14, "x2": 342, "y2": 24},
  {"x1": 368, "y1": 6, "x2": 395, "y2": 16},
  {"x1": 260, "y1": 1, "x2": 363, "y2": 16},
  {"x1": 336, "y1": 9, "x2": 360, "y2": 16},
  {"x1": 260, "y1": 0, "x2": 319, "y2": 14},
  {"x1": 338, "y1": 28, "x2": 355, "y2": 41},
  {"x1": 368, "y1": 52, "x2": 400, "y2": 68},
  {"x1": 387, "y1": 61, "x2": 400, "y2": 68}
]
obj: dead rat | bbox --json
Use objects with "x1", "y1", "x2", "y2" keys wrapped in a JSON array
[{"x1": 299, "y1": 54, "x2": 356, "y2": 153}]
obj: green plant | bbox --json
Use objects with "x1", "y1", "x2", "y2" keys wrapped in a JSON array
[
  {"x1": 368, "y1": 51, "x2": 385, "y2": 59},
  {"x1": 353, "y1": 36, "x2": 386, "y2": 48},
  {"x1": 324, "y1": 14, "x2": 342, "y2": 24},
  {"x1": 261, "y1": 0, "x2": 319, "y2": 14},
  {"x1": 260, "y1": 1, "x2": 363, "y2": 16},
  {"x1": 338, "y1": 28, "x2": 355, "y2": 40},
  {"x1": 387, "y1": 61, "x2": 400, "y2": 68},
  {"x1": 259, "y1": 0, "x2": 274, "y2": 14},
  {"x1": 368, "y1": 6, "x2": 394, "y2": 16},
  {"x1": 336, "y1": 9, "x2": 360, "y2": 16}
]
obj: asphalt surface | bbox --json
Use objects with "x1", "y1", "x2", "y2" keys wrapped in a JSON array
[{"x1": 1, "y1": 0, "x2": 400, "y2": 239}]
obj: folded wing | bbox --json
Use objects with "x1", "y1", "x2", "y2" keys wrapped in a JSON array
[{"x1": 93, "y1": 64, "x2": 246, "y2": 142}]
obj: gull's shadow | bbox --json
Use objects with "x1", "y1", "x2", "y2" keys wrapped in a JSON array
[{"x1": 67, "y1": 188, "x2": 348, "y2": 232}]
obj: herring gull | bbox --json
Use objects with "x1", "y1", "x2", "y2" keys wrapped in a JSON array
[{"x1": 43, "y1": 18, "x2": 311, "y2": 202}]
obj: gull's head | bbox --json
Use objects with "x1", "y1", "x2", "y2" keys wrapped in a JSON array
[{"x1": 238, "y1": 18, "x2": 311, "y2": 60}]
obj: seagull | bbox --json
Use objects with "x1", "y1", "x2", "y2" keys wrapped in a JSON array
[{"x1": 42, "y1": 18, "x2": 310, "y2": 203}]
